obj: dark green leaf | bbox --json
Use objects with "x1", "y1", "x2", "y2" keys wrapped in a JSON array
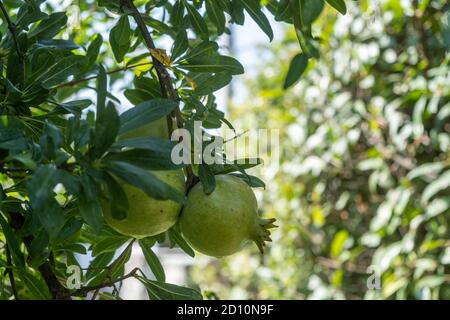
[
  {"x1": 110, "y1": 16, "x2": 132, "y2": 63},
  {"x1": 180, "y1": 55, "x2": 244, "y2": 75},
  {"x1": 303, "y1": 0, "x2": 324, "y2": 25},
  {"x1": 230, "y1": 173, "x2": 266, "y2": 188},
  {"x1": 103, "y1": 173, "x2": 129, "y2": 220},
  {"x1": 91, "y1": 236, "x2": 129, "y2": 256},
  {"x1": 284, "y1": 53, "x2": 309, "y2": 89},
  {"x1": 238, "y1": 0, "x2": 274, "y2": 41},
  {"x1": 92, "y1": 101, "x2": 120, "y2": 159},
  {"x1": 28, "y1": 12, "x2": 67, "y2": 40},
  {"x1": 87, "y1": 34, "x2": 103, "y2": 65},
  {"x1": 168, "y1": 224, "x2": 195, "y2": 257},
  {"x1": 27, "y1": 165, "x2": 64, "y2": 237},
  {"x1": 0, "y1": 214, "x2": 25, "y2": 268},
  {"x1": 106, "y1": 161, "x2": 186, "y2": 204},
  {"x1": 198, "y1": 164, "x2": 216, "y2": 195},
  {"x1": 119, "y1": 99, "x2": 177, "y2": 135},
  {"x1": 326, "y1": 0, "x2": 347, "y2": 14},
  {"x1": 171, "y1": 29, "x2": 189, "y2": 61},
  {"x1": 137, "y1": 276, "x2": 202, "y2": 300},
  {"x1": 184, "y1": 0, "x2": 209, "y2": 40},
  {"x1": 15, "y1": 269, "x2": 52, "y2": 299},
  {"x1": 138, "y1": 240, "x2": 166, "y2": 282},
  {"x1": 206, "y1": 0, "x2": 226, "y2": 35}
]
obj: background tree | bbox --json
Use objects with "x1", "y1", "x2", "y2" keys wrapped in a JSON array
[
  {"x1": 191, "y1": 0, "x2": 450, "y2": 300},
  {"x1": 0, "y1": 0, "x2": 346, "y2": 300}
]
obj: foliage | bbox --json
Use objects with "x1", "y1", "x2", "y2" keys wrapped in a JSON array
[
  {"x1": 191, "y1": 0, "x2": 450, "y2": 299},
  {"x1": 0, "y1": 0, "x2": 345, "y2": 300}
]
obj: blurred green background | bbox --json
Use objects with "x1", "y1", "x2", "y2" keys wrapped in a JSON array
[{"x1": 190, "y1": 0, "x2": 450, "y2": 300}]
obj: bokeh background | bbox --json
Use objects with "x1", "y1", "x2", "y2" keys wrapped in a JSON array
[{"x1": 186, "y1": 0, "x2": 450, "y2": 300}]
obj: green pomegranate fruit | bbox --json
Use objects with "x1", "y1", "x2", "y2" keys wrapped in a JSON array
[
  {"x1": 179, "y1": 175, "x2": 276, "y2": 257},
  {"x1": 103, "y1": 170, "x2": 185, "y2": 238}
]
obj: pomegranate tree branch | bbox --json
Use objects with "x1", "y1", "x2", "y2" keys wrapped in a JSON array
[
  {"x1": 72, "y1": 268, "x2": 140, "y2": 297},
  {"x1": 123, "y1": 0, "x2": 198, "y2": 190}
]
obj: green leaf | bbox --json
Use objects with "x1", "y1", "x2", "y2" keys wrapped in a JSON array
[
  {"x1": 124, "y1": 89, "x2": 154, "y2": 106},
  {"x1": 78, "y1": 197, "x2": 103, "y2": 234},
  {"x1": 105, "y1": 148, "x2": 182, "y2": 171},
  {"x1": 188, "y1": 72, "x2": 233, "y2": 96},
  {"x1": 139, "y1": 240, "x2": 166, "y2": 282},
  {"x1": 284, "y1": 53, "x2": 309, "y2": 89},
  {"x1": 79, "y1": 174, "x2": 103, "y2": 233},
  {"x1": 119, "y1": 99, "x2": 178, "y2": 135},
  {"x1": 38, "y1": 39, "x2": 79, "y2": 50},
  {"x1": 104, "y1": 173, "x2": 129, "y2": 220},
  {"x1": 106, "y1": 161, "x2": 186, "y2": 204},
  {"x1": 97, "y1": 65, "x2": 107, "y2": 115},
  {"x1": 184, "y1": 0, "x2": 209, "y2": 40},
  {"x1": 0, "y1": 214, "x2": 25, "y2": 268},
  {"x1": 111, "y1": 137, "x2": 176, "y2": 153},
  {"x1": 217, "y1": 158, "x2": 263, "y2": 174},
  {"x1": 230, "y1": 173, "x2": 266, "y2": 188},
  {"x1": 180, "y1": 55, "x2": 244, "y2": 75},
  {"x1": 302, "y1": 0, "x2": 324, "y2": 25},
  {"x1": 181, "y1": 41, "x2": 218, "y2": 61},
  {"x1": 110, "y1": 15, "x2": 132, "y2": 63},
  {"x1": 137, "y1": 276, "x2": 202, "y2": 300},
  {"x1": 168, "y1": 223, "x2": 195, "y2": 257},
  {"x1": 326, "y1": 0, "x2": 347, "y2": 15},
  {"x1": 206, "y1": 0, "x2": 226, "y2": 35},
  {"x1": 15, "y1": 269, "x2": 52, "y2": 300},
  {"x1": 29, "y1": 229, "x2": 50, "y2": 267},
  {"x1": 87, "y1": 34, "x2": 103, "y2": 65},
  {"x1": 109, "y1": 243, "x2": 133, "y2": 280},
  {"x1": 27, "y1": 165, "x2": 64, "y2": 237},
  {"x1": 171, "y1": 30, "x2": 189, "y2": 61},
  {"x1": 230, "y1": 0, "x2": 245, "y2": 25},
  {"x1": 91, "y1": 236, "x2": 129, "y2": 256},
  {"x1": 56, "y1": 99, "x2": 92, "y2": 116},
  {"x1": 92, "y1": 101, "x2": 120, "y2": 159},
  {"x1": 171, "y1": 0, "x2": 185, "y2": 27},
  {"x1": 198, "y1": 164, "x2": 216, "y2": 195},
  {"x1": 86, "y1": 251, "x2": 115, "y2": 280},
  {"x1": 134, "y1": 76, "x2": 163, "y2": 97},
  {"x1": 38, "y1": 56, "x2": 81, "y2": 88},
  {"x1": 238, "y1": 0, "x2": 274, "y2": 41},
  {"x1": 28, "y1": 12, "x2": 67, "y2": 40}
]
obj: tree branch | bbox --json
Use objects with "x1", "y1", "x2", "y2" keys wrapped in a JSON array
[
  {"x1": 0, "y1": 0, "x2": 25, "y2": 88},
  {"x1": 123, "y1": 0, "x2": 199, "y2": 190},
  {"x1": 5, "y1": 244, "x2": 19, "y2": 300},
  {"x1": 72, "y1": 268, "x2": 140, "y2": 298}
]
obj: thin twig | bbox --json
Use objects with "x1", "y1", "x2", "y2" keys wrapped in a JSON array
[
  {"x1": 54, "y1": 61, "x2": 153, "y2": 89},
  {"x1": 123, "y1": 0, "x2": 198, "y2": 190},
  {"x1": 5, "y1": 245, "x2": 19, "y2": 300},
  {"x1": 73, "y1": 268, "x2": 140, "y2": 297},
  {"x1": 0, "y1": 0, "x2": 25, "y2": 88}
]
